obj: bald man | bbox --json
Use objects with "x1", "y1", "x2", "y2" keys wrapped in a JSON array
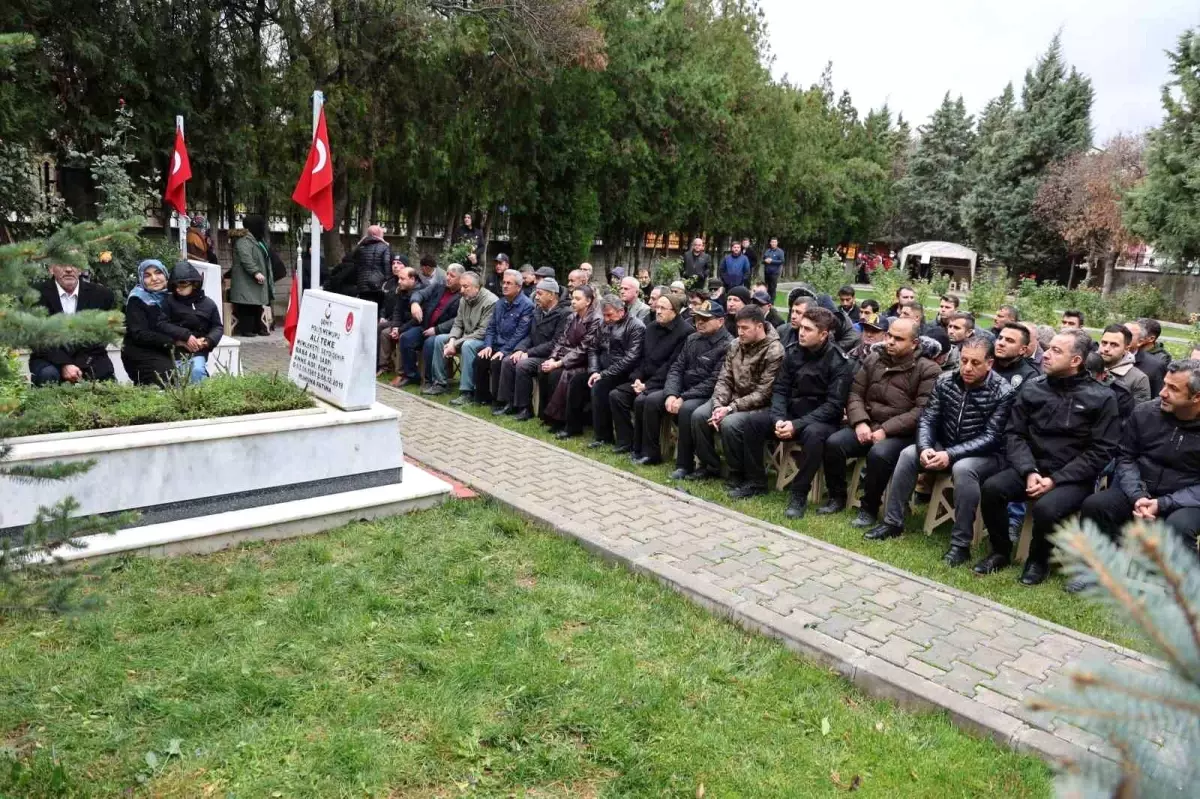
[{"x1": 353, "y1": 224, "x2": 393, "y2": 325}]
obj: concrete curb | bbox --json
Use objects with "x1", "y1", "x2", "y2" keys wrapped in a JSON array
[{"x1": 379, "y1": 383, "x2": 1118, "y2": 768}]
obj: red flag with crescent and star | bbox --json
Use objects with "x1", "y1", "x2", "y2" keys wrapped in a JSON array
[
  {"x1": 292, "y1": 106, "x2": 334, "y2": 231},
  {"x1": 164, "y1": 127, "x2": 191, "y2": 216}
]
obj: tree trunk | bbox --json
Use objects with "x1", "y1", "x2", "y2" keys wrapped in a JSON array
[
  {"x1": 328, "y1": 161, "x2": 350, "y2": 265},
  {"x1": 407, "y1": 198, "x2": 420, "y2": 257},
  {"x1": 1066, "y1": 257, "x2": 1076, "y2": 290},
  {"x1": 1102, "y1": 251, "x2": 1117, "y2": 297}
]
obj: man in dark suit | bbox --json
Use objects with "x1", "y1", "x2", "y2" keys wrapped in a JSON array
[{"x1": 29, "y1": 263, "x2": 117, "y2": 385}]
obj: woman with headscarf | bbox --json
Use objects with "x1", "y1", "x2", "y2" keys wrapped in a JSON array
[
  {"x1": 229, "y1": 214, "x2": 273, "y2": 336},
  {"x1": 539, "y1": 285, "x2": 602, "y2": 438},
  {"x1": 120, "y1": 259, "x2": 176, "y2": 385}
]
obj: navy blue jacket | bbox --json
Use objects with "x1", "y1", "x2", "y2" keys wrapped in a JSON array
[
  {"x1": 719, "y1": 253, "x2": 751, "y2": 289},
  {"x1": 483, "y1": 291, "x2": 534, "y2": 354}
]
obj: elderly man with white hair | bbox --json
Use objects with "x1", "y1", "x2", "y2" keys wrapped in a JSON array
[
  {"x1": 619, "y1": 276, "x2": 652, "y2": 324},
  {"x1": 470, "y1": 268, "x2": 534, "y2": 407},
  {"x1": 425, "y1": 270, "x2": 498, "y2": 397}
]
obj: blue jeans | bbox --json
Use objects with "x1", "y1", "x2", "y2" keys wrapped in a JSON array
[
  {"x1": 429, "y1": 335, "x2": 485, "y2": 391},
  {"x1": 399, "y1": 326, "x2": 428, "y2": 379},
  {"x1": 177, "y1": 354, "x2": 209, "y2": 384}
]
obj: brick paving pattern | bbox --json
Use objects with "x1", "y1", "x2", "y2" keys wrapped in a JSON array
[{"x1": 241, "y1": 336, "x2": 1161, "y2": 766}]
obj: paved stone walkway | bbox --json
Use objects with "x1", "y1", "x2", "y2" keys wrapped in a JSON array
[{"x1": 240, "y1": 337, "x2": 1163, "y2": 767}]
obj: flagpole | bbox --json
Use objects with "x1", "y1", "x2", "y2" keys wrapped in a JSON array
[
  {"x1": 308, "y1": 91, "x2": 324, "y2": 300},
  {"x1": 176, "y1": 115, "x2": 187, "y2": 261}
]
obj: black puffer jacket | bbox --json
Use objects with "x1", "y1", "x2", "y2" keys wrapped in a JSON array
[
  {"x1": 630, "y1": 315, "x2": 693, "y2": 390},
  {"x1": 1135, "y1": 348, "x2": 1170, "y2": 397},
  {"x1": 1006, "y1": 372, "x2": 1120, "y2": 485},
  {"x1": 663, "y1": 327, "x2": 734, "y2": 400},
  {"x1": 590, "y1": 313, "x2": 646, "y2": 380},
  {"x1": 917, "y1": 369, "x2": 1014, "y2": 461},
  {"x1": 515, "y1": 303, "x2": 569, "y2": 358},
  {"x1": 769, "y1": 334, "x2": 853, "y2": 430},
  {"x1": 1116, "y1": 401, "x2": 1200, "y2": 515},
  {"x1": 160, "y1": 261, "x2": 223, "y2": 350},
  {"x1": 353, "y1": 237, "x2": 392, "y2": 294}
]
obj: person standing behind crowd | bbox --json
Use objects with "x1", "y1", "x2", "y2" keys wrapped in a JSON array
[
  {"x1": 719, "y1": 241, "x2": 751, "y2": 292},
  {"x1": 499, "y1": 279, "x2": 571, "y2": 420},
  {"x1": 761, "y1": 237, "x2": 785, "y2": 300},
  {"x1": 229, "y1": 214, "x2": 272, "y2": 337},
  {"x1": 818, "y1": 318, "x2": 940, "y2": 527},
  {"x1": 352, "y1": 225, "x2": 392, "y2": 322},
  {"x1": 975, "y1": 329, "x2": 1120, "y2": 586},
  {"x1": 682, "y1": 238, "x2": 712, "y2": 289},
  {"x1": 609, "y1": 294, "x2": 692, "y2": 457},
  {"x1": 683, "y1": 306, "x2": 784, "y2": 483},
  {"x1": 453, "y1": 212, "x2": 484, "y2": 257},
  {"x1": 186, "y1": 214, "x2": 218, "y2": 263},
  {"x1": 741, "y1": 238, "x2": 758, "y2": 280}
]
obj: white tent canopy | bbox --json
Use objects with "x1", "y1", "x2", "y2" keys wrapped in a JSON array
[{"x1": 897, "y1": 241, "x2": 978, "y2": 283}]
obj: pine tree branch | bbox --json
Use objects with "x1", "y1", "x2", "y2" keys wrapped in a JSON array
[
  {"x1": 1127, "y1": 523, "x2": 1200, "y2": 677},
  {"x1": 1056, "y1": 526, "x2": 1191, "y2": 674}
]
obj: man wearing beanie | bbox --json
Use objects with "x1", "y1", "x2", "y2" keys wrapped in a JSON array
[
  {"x1": 724, "y1": 286, "x2": 752, "y2": 335},
  {"x1": 609, "y1": 293, "x2": 694, "y2": 456}
]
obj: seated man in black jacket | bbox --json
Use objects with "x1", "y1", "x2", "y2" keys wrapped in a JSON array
[
  {"x1": 1079, "y1": 359, "x2": 1200, "y2": 563},
  {"x1": 392, "y1": 264, "x2": 462, "y2": 388},
  {"x1": 379, "y1": 260, "x2": 417, "y2": 374},
  {"x1": 638, "y1": 301, "x2": 733, "y2": 468},
  {"x1": 587, "y1": 294, "x2": 646, "y2": 448},
  {"x1": 991, "y1": 322, "x2": 1040, "y2": 389},
  {"x1": 976, "y1": 329, "x2": 1120, "y2": 585},
  {"x1": 735, "y1": 307, "x2": 851, "y2": 511},
  {"x1": 867, "y1": 335, "x2": 1014, "y2": 566},
  {"x1": 610, "y1": 294, "x2": 692, "y2": 456},
  {"x1": 503, "y1": 279, "x2": 570, "y2": 420},
  {"x1": 29, "y1": 263, "x2": 117, "y2": 385}
]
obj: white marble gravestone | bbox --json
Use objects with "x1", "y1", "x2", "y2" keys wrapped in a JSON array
[{"x1": 287, "y1": 289, "x2": 377, "y2": 410}]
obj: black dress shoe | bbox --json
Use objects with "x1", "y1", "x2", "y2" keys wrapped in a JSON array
[
  {"x1": 816, "y1": 498, "x2": 846, "y2": 515},
  {"x1": 514, "y1": 409, "x2": 533, "y2": 421},
  {"x1": 863, "y1": 522, "x2": 901, "y2": 541},
  {"x1": 669, "y1": 468, "x2": 689, "y2": 480},
  {"x1": 491, "y1": 404, "x2": 510, "y2": 416},
  {"x1": 784, "y1": 500, "x2": 807, "y2": 519},
  {"x1": 587, "y1": 440, "x2": 607, "y2": 449},
  {"x1": 1064, "y1": 576, "x2": 1095, "y2": 594},
  {"x1": 972, "y1": 553, "x2": 1011, "y2": 575},
  {"x1": 728, "y1": 483, "x2": 767, "y2": 499},
  {"x1": 634, "y1": 456, "x2": 662, "y2": 466},
  {"x1": 684, "y1": 468, "x2": 720, "y2": 481},
  {"x1": 943, "y1": 547, "x2": 971, "y2": 567},
  {"x1": 850, "y1": 509, "x2": 877, "y2": 528},
  {"x1": 612, "y1": 444, "x2": 631, "y2": 455},
  {"x1": 1019, "y1": 560, "x2": 1050, "y2": 586}
]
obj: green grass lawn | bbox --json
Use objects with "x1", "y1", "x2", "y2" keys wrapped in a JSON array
[
  {"x1": 0, "y1": 501, "x2": 1050, "y2": 797},
  {"x1": 391, "y1": 382, "x2": 1148, "y2": 653}
]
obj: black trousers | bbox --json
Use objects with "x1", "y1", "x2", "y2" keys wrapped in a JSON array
[
  {"x1": 1080, "y1": 488, "x2": 1200, "y2": 554},
  {"x1": 822, "y1": 426, "x2": 912, "y2": 516},
  {"x1": 544, "y1": 370, "x2": 591, "y2": 434},
  {"x1": 510, "y1": 357, "x2": 546, "y2": 410},
  {"x1": 722, "y1": 409, "x2": 775, "y2": 488},
  {"x1": 608, "y1": 382, "x2": 642, "y2": 450},
  {"x1": 981, "y1": 467, "x2": 1093, "y2": 564},
  {"x1": 671, "y1": 397, "x2": 711, "y2": 470},
  {"x1": 590, "y1": 374, "x2": 626, "y2": 443},
  {"x1": 764, "y1": 271, "x2": 780, "y2": 303},
  {"x1": 233, "y1": 303, "x2": 266, "y2": 336},
  {"x1": 774, "y1": 421, "x2": 841, "y2": 500},
  {"x1": 636, "y1": 390, "x2": 674, "y2": 461},
  {"x1": 472, "y1": 354, "x2": 505, "y2": 404}
]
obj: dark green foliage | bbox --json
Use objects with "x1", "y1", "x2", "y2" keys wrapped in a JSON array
[
  {"x1": 1127, "y1": 29, "x2": 1200, "y2": 267},
  {"x1": 6, "y1": 374, "x2": 313, "y2": 437},
  {"x1": 895, "y1": 93, "x2": 975, "y2": 243}
]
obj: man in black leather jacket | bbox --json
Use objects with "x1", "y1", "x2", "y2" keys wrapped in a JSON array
[
  {"x1": 866, "y1": 336, "x2": 1014, "y2": 566},
  {"x1": 587, "y1": 294, "x2": 646, "y2": 447},
  {"x1": 975, "y1": 329, "x2": 1120, "y2": 586},
  {"x1": 1080, "y1": 358, "x2": 1200, "y2": 556},
  {"x1": 352, "y1": 225, "x2": 392, "y2": 317}
]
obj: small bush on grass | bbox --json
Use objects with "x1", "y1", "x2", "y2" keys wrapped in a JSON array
[
  {"x1": 5, "y1": 373, "x2": 312, "y2": 437},
  {"x1": 795, "y1": 254, "x2": 850, "y2": 296},
  {"x1": 967, "y1": 267, "x2": 1009, "y2": 315}
]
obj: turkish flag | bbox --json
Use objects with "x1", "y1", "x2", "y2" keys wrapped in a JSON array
[
  {"x1": 164, "y1": 128, "x2": 191, "y2": 216},
  {"x1": 292, "y1": 107, "x2": 334, "y2": 231},
  {"x1": 283, "y1": 270, "x2": 301, "y2": 352}
]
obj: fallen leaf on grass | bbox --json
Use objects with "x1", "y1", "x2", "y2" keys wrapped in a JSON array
[
  {"x1": 696, "y1": 783, "x2": 705, "y2": 798},
  {"x1": 820, "y1": 717, "x2": 831, "y2": 736},
  {"x1": 830, "y1": 771, "x2": 863, "y2": 792},
  {"x1": 875, "y1": 721, "x2": 884, "y2": 732}
]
